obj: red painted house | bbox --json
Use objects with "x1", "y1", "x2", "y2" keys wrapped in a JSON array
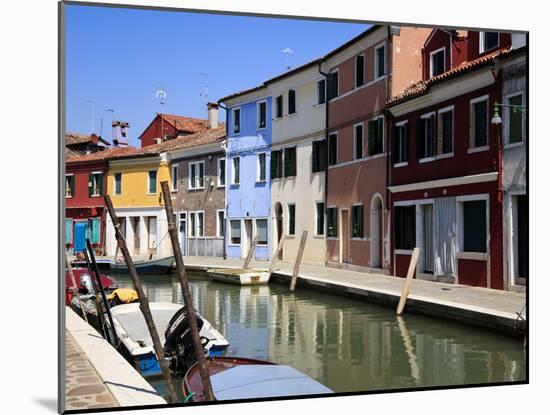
[
  {"x1": 386, "y1": 30, "x2": 518, "y2": 290},
  {"x1": 139, "y1": 113, "x2": 210, "y2": 147}
]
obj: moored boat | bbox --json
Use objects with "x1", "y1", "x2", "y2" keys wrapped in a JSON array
[
  {"x1": 183, "y1": 357, "x2": 333, "y2": 402},
  {"x1": 65, "y1": 268, "x2": 118, "y2": 305},
  {"x1": 207, "y1": 268, "x2": 270, "y2": 285},
  {"x1": 110, "y1": 256, "x2": 175, "y2": 274}
]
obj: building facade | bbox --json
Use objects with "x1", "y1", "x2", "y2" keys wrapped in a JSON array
[
  {"x1": 323, "y1": 25, "x2": 431, "y2": 271},
  {"x1": 220, "y1": 92, "x2": 272, "y2": 260},
  {"x1": 138, "y1": 113, "x2": 209, "y2": 147}
]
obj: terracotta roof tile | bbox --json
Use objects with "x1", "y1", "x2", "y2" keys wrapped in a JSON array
[
  {"x1": 65, "y1": 132, "x2": 110, "y2": 146},
  {"x1": 158, "y1": 113, "x2": 209, "y2": 134},
  {"x1": 386, "y1": 48, "x2": 511, "y2": 107}
]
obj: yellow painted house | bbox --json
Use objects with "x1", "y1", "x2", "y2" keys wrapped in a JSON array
[{"x1": 104, "y1": 152, "x2": 174, "y2": 258}]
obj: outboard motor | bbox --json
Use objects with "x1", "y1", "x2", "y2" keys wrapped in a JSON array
[
  {"x1": 163, "y1": 306, "x2": 207, "y2": 375},
  {"x1": 79, "y1": 273, "x2": 95, "y2": 295}
]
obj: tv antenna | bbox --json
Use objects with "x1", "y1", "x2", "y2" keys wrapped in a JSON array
[
  {"x1": 281, "y1": 48, "x2": 294, "y2": 70},
  {"x1": 84, "y1": 100, "x2": 95, "y2": 133},
  {"x1": 200, "y1": 72, "x2": 209, "y2": 108},
  {"x1": 156, "y1": 87, "x2": 167, "y2": 105}
]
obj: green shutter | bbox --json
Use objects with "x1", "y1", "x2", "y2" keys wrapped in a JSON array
[
  {"x1": 91, "y1": 218, "x2": 100, "y2": 244},
  {"x1": 88, "y1": 174, "x2": 93, "y2": 197},
  {"x1": 66, "y1": 219, "x2": 73, "y2": 244},
  {"x1": 97, "y1": 173, "x2": 103, "y2": 195},
  {"x1": 86, "y1": 220, "x2": 92, "y2": 241}
]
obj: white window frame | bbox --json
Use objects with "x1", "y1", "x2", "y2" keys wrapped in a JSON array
[
  {"x1": 456, "y1": 194, "x2": 490, "y2": 261},
  {"x1": 229, "y1": 219, "x2": 241, "y2": 245},
  {"x1": 437, "y1": 105, "x2": 454, "y2": 157},
  {"x1": 288, "y1": 89, "x2": 297, "y2": 115},
  {"x1": 369, "y1": 115, "x2": 385, "y2": 156},
  {"x1": 188, "y1": 212, "x2": 196, "y2": 237},
  {"x1": 255, "y1": 218, "x2": 268, "y2": 246},
  {"x1": 504, "y1": 92, "x2": 526, "y2": 146},
  {"x1": 90, "y1": 171, "x2": 103, "y2": 197},
  {"x1": 326, "y1": 205, "x2": 338, "y2": 240},
  {"x1": 316, "y1": 79, "x2": 326, "y2": 105},
  {"x1": 353, "y1": 122, "x2": 364, "y2": 160},
  {"x1": 232, "y1": 156, "x2": 240, "y2": 185},
  {"x1": 257, "y1": 152, "x2": 267, "y2": 183},
  {"x1": 195, "y1": 210, "x2": 205, "y2": 237},
  {"x1": 374, "y1": 43, "x2": 386, "y2": 79},
  {"x1": 479, "y1": 31, "x2": 500, "y2": 54},
  {"x1": 350, "y1": 202, "x2": 365, "y2": 240},
  {"x1": 328, "y1": 68, "x2": 339, "y2": 100},
  {"x1": 468, "y1": 95, "x2": 490, "y2": 153},
  {"x1": 355, "y1": 53, "x2": 365, "y2": 88},
  {"x1": 429, "y1": 47, "x2": 446, "y2": 78},
  {"x1": 232, "y1": 107, "x2": 241, "y2": 135},
  {"x1": 147, "y1": 170, "x2": 157, "y2": 195},
  {"x1": 216, "y1": 209, "x2": 226, "y2": 238},
  {"x1": 113, "y1": 172, "x2": 122, "y2": 195},
  {"x1": 419, "y1": 112, "x2": 436, "y2": 163},
  {"x1": 171, "y1": 163, "x2": 178, "y2": 192},
  {"x1": 287, "y1": 203, "x2": 296, "y2": 236},
  {"x1": 394, "y1": 120, "x2": 409, "y2": 167},
  {"x1": 315, "y1": 201, "x2": 325, "y2": 237},
  {"x1": 257, "y1": 100, "x2": 267, "y2": 130},
  {"x1": 188, "y1": 160, "x2": 205, "y2": 190},
  {"x1": 65, "y1": 173, "x2": 74, "y2": 198},
  {"x1": 217, "y1": 157, "x2": 226, "y2": 187}
]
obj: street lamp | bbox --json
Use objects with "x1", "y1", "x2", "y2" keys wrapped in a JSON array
[{"x1": 491, "y1": 104, "x2": 502, "y2": 125}]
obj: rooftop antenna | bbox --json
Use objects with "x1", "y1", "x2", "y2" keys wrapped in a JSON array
[
  {"x1": 281, "y1": 48, "x2": 294, "y2": 71},
  {"x1": 156, "y1": 87, "x2": 167, "y2": 141},
  {"x1": 105, "y1": 109, "x2": 114, "y2": 141},
  {"x1": 84, "y1": 100, "x2": 95, "y2": 134},
  {"x1": 200, "y1": 72, "x2": 208, "y2": 115}
]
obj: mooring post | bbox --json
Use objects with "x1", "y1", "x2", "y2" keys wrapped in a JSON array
[
  {"x1": 243, "y1": 236, "x2": 259, "y2": 270},
  {"x1": 268, "y1": 234, "x2": 286, "y2": 276},
  {"x1": 290, "y1": 230, "x2": 308, "y2": 292},
  {"x1": 104, "y1": 195, "x2": 178, "y2": 404},
  {"x1": 160, "y1": 181, "x2": 215, "y2": 402},
  {"x1": 396, "y1": 247, "x2": 420, "y2": 315},
  {"x1": 65, "y1": 251, "x2": 89, "y2": 324},
  {"x1": 83, "y1": 251, "x2": 107, "y2": 338}
]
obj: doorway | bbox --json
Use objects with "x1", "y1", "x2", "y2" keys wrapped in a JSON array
[
  {"x1": 242, "y1": 219, "x2": 254, "y2": 258},
  {"x1": 74, "y1": 222, "x2": 87, "y2": 253},
  {"x1": 370, "y1": 195, "x2": 384, "y2": 268},
  {"x1": 274, "y1": 203, "x2": 283, "y2": 259},
  {"x1": 130, "y1": 217, "x2": 140, "y2": 255},
  {"x1": 340, "y1": 209, "x2": 350, "y2": 263},
  {"x1": 514, "y1": 194, "x2": 527, "y2": 284},
  {"x1": 147, "y1": 217, "x2": 157, "y2": 255}
]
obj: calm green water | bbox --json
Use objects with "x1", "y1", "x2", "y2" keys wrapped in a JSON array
[{"x1": 112, "y1": 272, "x2": 525, "y2": 396}]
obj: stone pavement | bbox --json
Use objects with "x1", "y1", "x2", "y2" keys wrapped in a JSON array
[{"x1": 65, "y1": 331, "x2": 118, "y2": 410}]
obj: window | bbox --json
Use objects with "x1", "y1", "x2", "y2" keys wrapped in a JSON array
[
  {"x1": 317, "y1": 79, "x2": 326, "y2": 105},
  {"x1": 196, "y1": 212, "x2": 204, "y2": 237},
  {"x1": 146, "y1": 170, "x2": 157, "y2": 194},
  {"x1": 257, "y1": 152, "x2": 267, "y2": 182},
  {"x1": 375, "y1": 44, "x2": 386, "y2": 78},
  {"x1": 271, "y1": 150, "x2": 283, "y2": 179},
  {"x1": 395, "y1": 206, "x2": 416, "y2": 250},
  {"x1": 65, "y1": 175, "x2": 74, "y2": 198},
  {"x1": 316, "y1": 202, "x2": 325, "y2": 236},
  {"x1": 88, "y1": 172, "x2": 103, "y2": 197},
  {"x1": 232, "y1": 108, "x2": 241, "y2": 134},
  {"x1": 507, "y1": 94, "x2": 524, "y2": 144},
  {"x1": 189, "y1": 161, "x2": 205, "y2": 189},
  {"x1": 217, "y1": 158, "x2": 226, "y2": 187},
  {"x1": 284, "y1": 147, "x2": 297, "y2": 177},
  {"x1": 87, "y1": 217, "x2": 101, "y2": 244},
  {"x1": 355, "y1": 55, "x2": 365, "y2": 87},
  {"x1": 327, "y1": 207, "x2": 338, "y2": 237},
  {"x1": 430, "y1": 48, "x2": 445, "y2": 78},
  {"x1": 368, "y1": 117, "x2": 384, "y2": 156},
  {"x1": 288, "y1": 204, "x2": 296, "y2": 235},
  {"x1": 275, "y1": 95, "x2": 283, "y2": 118},
  {"x1": 470, "y1": 97, "x2": 488, "y2": 148},
  {"x1": 480, "y1": 32, "x2": 499, "y2": 53},
  {"x1": 114, "y1": 173, "x2": 122, "y2": 195},
  {"x1": 288, "y1": 89, "x2": 296, "y2": 115},
  {"x1": 232, "y1": 157, "x2": 240, "y2": 184},
  {"x1": 328, "y1": 133, "x2": 338, "y2": 165},
  {"x1": 416, "y1": 114, "x2": 435, "y2": 160},
  {"x1": 327, "y1": 71, "x2": 338, "y2": 101},
  {"x1": 351, "y1": 205, "x2": 364, "y2": 238},
  {"x1": 171, "y1": 164, "x2": 178, "y2": 191},
  {"x1": 438, "y1": 108, "x2": 454, "y2": 155},
  {"x1": 189, "y1": 212, "x2": 196, "y2": 237},
  {"x1": 230, "y1": 220, "x2": 241, "y2": 244},
  {"x1": 256, "y1": 219, "x2": 268, "y2": 245},
  {"x1": 216, "y1": 210, "x2": 226, "y2": 237},
  {"x1": 258, "y1": 101, "x2": 267, "y2": 129},
  {"x1": 392, "y1": 122, "x2": 408, "y2": 164},
  {"x1": 354, "y1": 123, "x2": 364, "y2": 160},
  {"x1": 462, "y1": 200, "x2": 487, "y2": 253},
  {"x1": 312, "y1": 139, "x2": 327, "y2": 173},
  {"x1": 65, "y1": 219, "x2": 73, "y2": 244}
]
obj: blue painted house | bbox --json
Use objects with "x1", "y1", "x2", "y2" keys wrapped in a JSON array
[{"x1": 220, "y1": 90, "x2": 272, "y2": 260}]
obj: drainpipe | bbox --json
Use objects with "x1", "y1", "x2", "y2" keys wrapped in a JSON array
[
  {"x1": 384, "y1": 26, "x2": 393, "y2": 271},
  {"x1": 217, "y1": 101, "x2": 230, "y2": 260},
  {"x1": 318, "y1": 61, "x2": 330, "y2": 266}
]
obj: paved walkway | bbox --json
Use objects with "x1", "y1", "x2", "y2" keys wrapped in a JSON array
[
  {"x1": 181, "y1": 256, "x2": 527, "y2": 335},
  {"x1": 65, "y1": 331, "x2": 118, "y2": 410}
]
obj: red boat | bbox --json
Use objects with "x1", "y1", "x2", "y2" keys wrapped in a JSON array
[{"x1": 65, "y1": 268, "x2": 118, "y2": 305}]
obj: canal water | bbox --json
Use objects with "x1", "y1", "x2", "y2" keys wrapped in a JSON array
[{"x1": 112, "y1": 272, "x2": 525, "y2": 397}]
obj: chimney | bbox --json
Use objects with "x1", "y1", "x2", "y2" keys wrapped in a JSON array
[
  {"x1": 207, "y1": 102, "x2": 219, "y2": 129},
  {"x1": 112, "y1": 121, "x2": 130, "y2": 147}
]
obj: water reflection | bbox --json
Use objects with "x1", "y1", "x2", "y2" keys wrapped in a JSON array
[{"x1": 113, "y1": 273, "x2": 525, "y2": 393}]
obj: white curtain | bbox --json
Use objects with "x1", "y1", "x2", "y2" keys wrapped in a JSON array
[{"x1": 433, "y1": 197, "x2": 457, "y2": 278}]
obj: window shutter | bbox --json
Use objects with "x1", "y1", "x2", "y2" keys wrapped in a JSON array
[
  {"x1": 88, "y1": 174, "x2": 93, "y2": 197},
  {"x1": 403, "y1": 123, "x2": 409, "y2": 162},
  {"x1": 86, "y1": 220, "x2": 92, "y2": 241},
  {"x1": 92, "y1": 218, "x2": 100, "y2": 243},
  {"x1": 66, "y1": 219, "x2": 73, "y2": 244},
  {"x1": 284, "y1": 149, "x2": 291, "y2": 177},
  {"x1": 69, "y1": 176, "x2": 75, "y2": 197},
  {"x1": 368, "y1": 120, "x2": 375, "y2": 156},
  {"x1": 312, "y1": 141, "x2": 319, "y2": 173},
  {"x1": 416, "y1": 118, "x2": 425, "y2": 159},
  {"x1": 291, "y1": 148, "x2": 297, "y2": 176},
  {"x1": 391, "y1": 125, "x2": 399, "y2": 164},
  {"x1": 358, "y1": 205, "x2": 364, "y2": 237},
  {"x1": 199, "y1": 163, "x2": 204, "y2": 187},
  {"x1": 271, "y1": 151, "x2": 278, "y2": 178},
  {"x1": 377, "y1": 118, "x2": 384, "y2": 153},
  {"x1": 97, "y1": 173, "x2": 103, "y2": 195},
  {"x1": 319, "y1": 139, "x2": 327, "y2": 170}
]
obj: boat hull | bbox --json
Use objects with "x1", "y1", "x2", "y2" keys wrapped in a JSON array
[
  {"x1": 208, "y1": 269, "x2": 270, "y2": 285},
  {"x1": 110, "y1": 256, "x2": 175, "y2": 274}
]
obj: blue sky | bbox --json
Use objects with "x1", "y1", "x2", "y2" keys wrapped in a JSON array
[{"x1": 66, "y1": 5, "x2": 369, "y2": 147}]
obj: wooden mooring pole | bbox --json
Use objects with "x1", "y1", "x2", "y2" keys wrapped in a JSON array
[
  {"x1": 161, "y1": 181, "x2": 215, "y2": 402},
  {"x1": 396, "y1": 247, "x2": 420, "y2": 315},
  {"x1": 268, "y1": 234, "x2": 286, "y2": 276},
  {"x1": 243, "y1": 236, "x2": 259, "y2": 270},
  {"x1": 65, "y1": 251, "x2": 88, "y2": 324},
  {"x1": 104, "y1": 195, "x2": 178, "y2": 404},
  {"x1": 290, "y1": 230, "x2": 308, "y2": 292}
]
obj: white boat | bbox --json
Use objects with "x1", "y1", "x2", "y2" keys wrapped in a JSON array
[
  {"x1": 207, "y1": 268, "x2": 270, "y2": 285},
  {"x1": 108, "y1": 302, "x2": 229, "y2": 378}
]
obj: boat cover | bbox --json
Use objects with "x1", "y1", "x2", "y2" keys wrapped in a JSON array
[
  {"x1": 210, "y1": 364, "x2": 333, "y2": 400},
  {"x1": 107, "y1": 288, "x2": 139, "y2": 304}
]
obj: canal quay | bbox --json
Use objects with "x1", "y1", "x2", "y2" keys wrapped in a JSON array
[{"x1": 103, "y1": 268, "x2": 526, "y2": 398}]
